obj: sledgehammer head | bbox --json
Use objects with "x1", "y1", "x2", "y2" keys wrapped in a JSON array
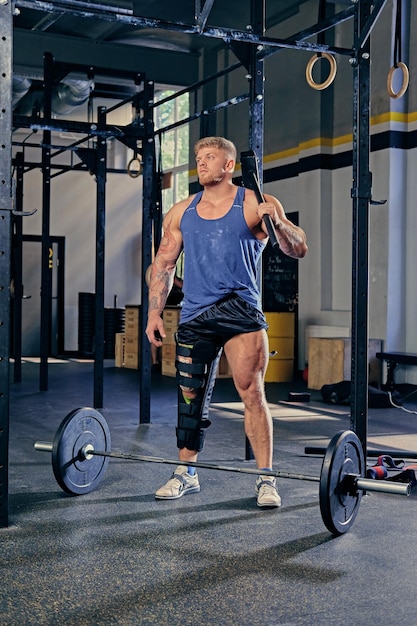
[
  {"x1": 240, "y1": 150, "x2": 278, "y2": 248},
  {"x1": 240, "y1": 150, "x2": 263, "y2": 204}
]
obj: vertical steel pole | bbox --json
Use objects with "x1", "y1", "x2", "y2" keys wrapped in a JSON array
[
  {"x1": 12, "y1": 152, "x2": 24, "y2": 383},
  {"x1": 248, "y1": 0, "x2": 265, "y2": 178},
  {"x1": 0, "y1": 0, "x2": 13, "y2": 527},
  {"x1": 39, "y1": 53, "x2": 54, "y2": 390},
  {"x1": 245, "y1": 0, "x2": 265, "y2": 461},
  {"x1": 94, "y1": 106, "x2": 107, "y2": 409},
  {"x1": 139, "y1": 80, "x2": 155, "y2": 424},
  {"x1": 350, "y1": 1, "x2": 372, "y2": 452}
]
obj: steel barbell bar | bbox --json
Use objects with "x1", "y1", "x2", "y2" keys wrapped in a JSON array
[
  {"x1": 34, "y1": 439, "x2": 411, "y2": 495},
  {"x1": 35, "y1": 440, "x2": 321, "y2": 483},
  {"x1": 34, "y1": 408, "x2": 411, "y2": 536}
]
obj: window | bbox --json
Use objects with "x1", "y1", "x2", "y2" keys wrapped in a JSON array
[{"x1": 154, "y1": 90, "x2": 190, "y2": 215}]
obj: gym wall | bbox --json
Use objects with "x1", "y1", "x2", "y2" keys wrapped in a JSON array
[{"x1": 13, "y1": 1, "x2": 417, "y2": 384}]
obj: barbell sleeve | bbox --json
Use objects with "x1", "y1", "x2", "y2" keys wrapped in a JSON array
[
  {"x1": 34, "y1": 441, "x2": 54, "y2": 452},
  {"x1": 355, "y1": 477, "x2": 410, "y2": 496}
]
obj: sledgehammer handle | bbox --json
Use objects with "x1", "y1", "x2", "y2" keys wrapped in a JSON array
[{"x1": 240, "y1": 150, "x2": 279, "y2": 248}]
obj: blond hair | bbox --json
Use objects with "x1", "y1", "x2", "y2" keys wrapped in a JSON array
[{"x1": 194, "y1": 136, "x2": 237, "y2": 162}]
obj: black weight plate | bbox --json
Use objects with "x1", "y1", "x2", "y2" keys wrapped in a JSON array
[
  {"x1": 319, "y1": 429, "x2": 364, "y2": 535},
  {"x1": 52, "y1": 407, "x2": 111, "y2": 495}
]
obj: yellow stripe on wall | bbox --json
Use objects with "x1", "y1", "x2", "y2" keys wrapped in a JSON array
[{"x1": 188, "y1": 110, "x2": 417, "y2": 176}]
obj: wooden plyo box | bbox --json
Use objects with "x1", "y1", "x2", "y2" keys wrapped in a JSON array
[
  {"x1": 162, "y1": 306, "x2": 181, "y2": 345},
  {"x1": 115, "y1": 333, "x2": 125, "y2": 368},
  {"x1": 161, "y1": 307, "x2": 180, "y2": 377},
  {"x1": 307, "y1": 337, "x2": 382, "y2": 390},
  {"x1": 124, "y1": 305, "x2": 140, "y2": 338},
  {"x1": 115, "y1": 332, "x2": 140, "y2": 369},
  {"x1": 308, "y1": 338, "x2": 346, "y2": 389},
  {"x1": 124, "y1": 351, "x2": 139, "y2": 369}
]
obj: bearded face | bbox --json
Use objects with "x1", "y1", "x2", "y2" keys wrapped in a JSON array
[{"x1": 196, "y1": 147, "x2": 234, "y2": 186}]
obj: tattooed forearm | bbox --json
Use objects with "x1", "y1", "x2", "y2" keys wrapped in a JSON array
[
  {"x1": 276, "y1": 222, "x2": 308, "y2": 259},
  {"x1": 257, "y1": 196, "x2": 307, "y2": 259},
  {"x1": 148, "y1": 268, "x2": 173, "y2": 314}
]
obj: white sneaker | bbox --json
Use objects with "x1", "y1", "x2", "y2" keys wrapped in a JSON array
[
  {"x1": 155, "y1": 465, "x2": 200, "y2": 500},
  {"x1": 255, "y1": 476, "x2": 281, "y2": 508}
]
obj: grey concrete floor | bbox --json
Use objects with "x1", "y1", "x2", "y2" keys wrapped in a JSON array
[{"x1": 2, "y1": 360, "x2": 417, "y2": 625}]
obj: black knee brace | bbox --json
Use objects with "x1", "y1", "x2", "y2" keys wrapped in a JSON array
[{"x1": 175, "y1": 338, "x2": 222, "y2": 452}]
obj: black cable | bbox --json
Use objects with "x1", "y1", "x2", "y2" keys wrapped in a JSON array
[
  {"x1": 317, "y1": 0, "x2": 327, "y2": 52},
  {"x1": 393, "y1": 0, "x2": 403, "y2": 67}
]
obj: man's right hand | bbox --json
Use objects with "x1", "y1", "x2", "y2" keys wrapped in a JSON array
[{"x1": 145, "y1": 312, "x2": 166, "y2": 346}]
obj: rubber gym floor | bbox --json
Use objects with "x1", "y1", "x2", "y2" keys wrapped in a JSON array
[{"x1": 2, "y1": 359, "x2": 417, "y2": 626}]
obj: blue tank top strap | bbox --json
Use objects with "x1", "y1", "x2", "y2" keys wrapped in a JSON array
[
  {"x1": 188, "y1": 191, "x2": 203, "y2": 209},
  {"x1": 233, "y1": 186, "x2": 245, "y2": 206}
]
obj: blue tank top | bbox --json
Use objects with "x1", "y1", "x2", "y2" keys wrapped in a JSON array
[{"x1": 179, "y1": 186, "x2": 266, "y2": 323}]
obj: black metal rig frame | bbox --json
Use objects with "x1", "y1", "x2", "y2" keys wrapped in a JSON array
[{"x1": 0, "y1": 0, "x2": 386, "y2": 526}]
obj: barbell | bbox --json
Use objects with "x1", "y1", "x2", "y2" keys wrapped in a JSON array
[{"x1": 34, "y1": 407, "x2": 411, "y2": 536}]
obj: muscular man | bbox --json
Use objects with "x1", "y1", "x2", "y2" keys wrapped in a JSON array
[{"x1": 145, "y1": 136, "x2": 307, "y2": 507}]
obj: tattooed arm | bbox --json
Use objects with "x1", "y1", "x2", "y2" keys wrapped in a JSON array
[
  {"x1": 145, "y1": 200, "x2": 187, "y2": 346},
  {"x1": 257, "y1": 193, "x2": 308, "y2": 259}
]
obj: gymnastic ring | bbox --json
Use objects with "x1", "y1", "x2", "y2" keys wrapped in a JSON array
[
  {"x1": 387, "y1": 62, "x2": 409, "y2": 99},
  {"x1": 305, "y1": 53, "x2": 337, "y2": 91},
  {"x1": 127, "y1": 156, "x2": 142, "y2": 178}
]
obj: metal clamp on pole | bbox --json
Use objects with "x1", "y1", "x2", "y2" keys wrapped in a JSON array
[{"x1": 12, "y1": 208, "x2": 38, "y2": 217}]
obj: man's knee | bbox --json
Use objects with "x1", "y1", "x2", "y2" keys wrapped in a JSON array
[
  {"x1": 179, "y1": 385, "x2": 197, "y2": 399},
  {"x1": 175, "y1": 338, "x2": 221, "y2": 451}
]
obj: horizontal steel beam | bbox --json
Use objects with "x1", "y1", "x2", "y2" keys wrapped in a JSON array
[{"x1": 15, "y1": 0, "x2": 354, "y2": 56}]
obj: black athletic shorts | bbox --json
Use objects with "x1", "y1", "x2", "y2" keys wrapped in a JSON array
[{"x1": 177, "y1": 293, "x2": 268, "y2": 347}]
